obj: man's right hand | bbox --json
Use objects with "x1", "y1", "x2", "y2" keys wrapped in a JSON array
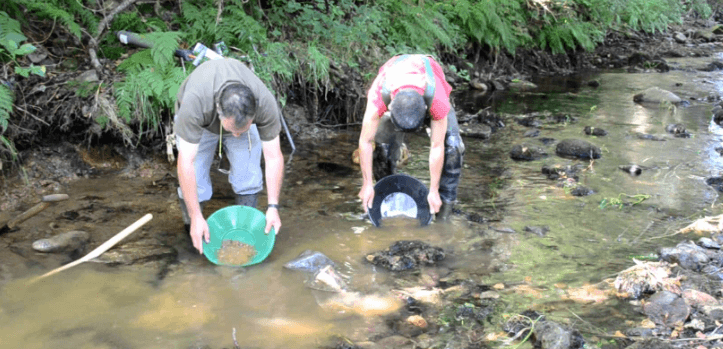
[
  {"x1": 190, "y1": 218, "x2": 210, "y2": 254},
  {"x1": 359, "y1": 183, "x2": 375, "y2": 213}
]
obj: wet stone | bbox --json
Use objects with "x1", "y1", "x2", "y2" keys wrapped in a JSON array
[
  {"x1": 523, "y1": 129, "x2": 540, "y2": 138},
  {"x1": 619, "y1": 164, "x2": 644, "y2": 176},
  {"x1": 624, "y1": 327, "x2": 655, "y2": 338},
  {"x1": 503, "y1": 310, "x2": 543, "y2": 335},
  {"x1": 697, "y1": 237, "x2": 720, "y2": 249},
  {"x1": 32, "y1": 230, "x2": 90, "y2": 253},
  {"x1": 701, "y1": 305, "x2": 723, "y2": 319},
  {"x1": 705, "y1": 177, "x2": 723, "y2": 192},
  {"x1": 541, "y1": 165, "x2": 581, "y2": 181},
  {"x1": 681, "y1": 289, "x2": 718, "y2": 308},
  {"x1": 458, "y1": 124, "x2": 492, "y2": 139},
  {"x1": 569, "y1": 185, "x2": 593, "y2": 197},
  {"x1": 524, "y1": 226, "x2": 549, "y2": 237},
  {"x1": 532, "y1": 320, "x2": 585, "y2": 349},
  {"x1": 701, "y1": 265, "x2": 723, "y2": 280},
  {"x1": 284, "y1": 250, "x2": 336, "y2": 273},
  {"x1": 665, "y1": 123, "x2": 691, "y2": 138},
  {"x1": 365, "y1": 241, "x2": 444, "y2": 271},
  {"x1": 555, "y1": 139, "x2": 601, "y2": 160},
  {"x1": 659, "y1": 242, "x2": 709, "y2": 272},
  {"x1": 517, "y1": 116, "x2": 542, "y2": 128},
  {"x1": 642, "y1": 290, "x2": 690, "y2": 327},
  {"x1": 584, "y1": 126, "x2": 607, "y2": 136},
  {"x1": 633, "y1": 87, "x2": 683, "y2": 105},
  {"x1": 510, "y1": 143, "x2": 548, "y2": 161},
  {"x1": 635, "y1": 133, "x2": 667, "y2": 141},
  {"x1": 539, "y1": 137, "x2": 556, "y2": 145}
]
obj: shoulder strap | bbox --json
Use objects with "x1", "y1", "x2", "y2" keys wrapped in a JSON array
[{"x1": 422, "y1": 56, "x2": 435, "y2": 109}]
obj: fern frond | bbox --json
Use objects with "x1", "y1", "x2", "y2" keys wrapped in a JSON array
[
  {"x1": 15, "y1": 0, "x2": 82, "y2": 38},
  {"x1": 0, "y1": 84, "x2": 13, "y2": 133},
  {"x1": 143, "y1": 31, "x2": 182, "y2": 68},
  {"x1": 117, "y1": 50, "x2": 154, "y2": 73}
]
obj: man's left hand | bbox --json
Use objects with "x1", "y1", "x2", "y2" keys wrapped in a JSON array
[
  {"x1": 265, "y1": 207, "x2": 281, "y2": 235},
  {"x1": 427, "y1": 190, "x2": 442, "y2": 214}
]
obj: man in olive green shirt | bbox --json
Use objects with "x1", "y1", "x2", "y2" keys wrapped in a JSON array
[{"x1": 174, "y1": 58, "x2": 284, "y2": 254}]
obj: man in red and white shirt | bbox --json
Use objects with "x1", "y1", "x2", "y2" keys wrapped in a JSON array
[{"x1": 358, "y1": 54, "x2": 465, "y2": 221}]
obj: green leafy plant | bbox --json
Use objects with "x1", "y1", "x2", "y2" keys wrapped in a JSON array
[
  {"x1": 439, "y1": 0, "x2": 528, "y2": 54},
  {"x1": 0, "y1": 10, "x2": 47, "y2": 167},
  {"x1": 0, "y1": 11, "x2": 45, "y2": 77},
  {"x1": 6, "y1": 0, "x2": 96, "y2": 39},
  {"x1": 599, "y1": 193, "x2": 651, "y2": 209},
  {"x1": 114, "y1": 31, "x2": 185, "y2": 143}
]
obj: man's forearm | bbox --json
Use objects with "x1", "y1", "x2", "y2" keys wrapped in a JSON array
[
  {"x1": 178, "y1": 160, "x2": 202, "y2": 219},
  {"x1": 359, "y1": 141, "x2": 375, "y2": 186},
  {"x1": 264, "y1": 154, "x2": 284, "y2": 205},
  {"x1": 429, "y1": 145, "x2": 444, "y2": 192}
]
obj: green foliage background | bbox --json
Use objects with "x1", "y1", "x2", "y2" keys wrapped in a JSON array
[{"x1": 0, "y1": 0, "x2": 716, "y2": 168}]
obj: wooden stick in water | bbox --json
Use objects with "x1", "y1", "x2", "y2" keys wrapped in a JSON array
[
  {"x1": 7, "y1": 202, "x2": 51, "y2": 229},
  {"x1": 1, "y1": 194, "x2": 70, "y2": 233},
  {"x1": 30, "y1": 213, "x2": 153, "y2": 282}
]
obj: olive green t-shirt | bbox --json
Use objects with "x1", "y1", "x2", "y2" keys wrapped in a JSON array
[{"x1": 174, "y1": 58, "x2": 282, "y2": 143}]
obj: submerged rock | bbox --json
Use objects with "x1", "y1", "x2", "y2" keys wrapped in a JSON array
[
  {"x1": 284, "y1": 250, "x2": 336, "y2": 273},
  {"x1": 635, "y1": 133, "x2": 667, "y2": 141},
  {"x1": 541, "y1": 164, "x2": 582, "y2": 181},
  {"x1": 620, "y1": 164, "x2": 644, "y2": 176},
  {"x1": 633, "y1": 87, "x2": 683, "y2": 105},
  {"x1": 32, "y1": 230, "x2": 90, "y2": 253},
  {"x1": 583, "y1": 126, "x2": 607, "y2": 136},
  {"x1": 665, "y1": 123, "x2": 691, "y2": 138},
  {"x1": 706, "y1": 177, "x2": 723, "y2": 192},
  {"x1": 524, "y1": 129, "x2": 540, "y2": 138},
  {"x1": 305, "y1": 265, "x2": 347, "y2": 292},
  {"x1": 555, "y1": 139, "x2": 601, "y2": 160},
  {"x1": 504, "y1": 311, "x2": 584, "y2": 349},
  {"x1": 510, "y1": 143, "x2": 548, "y2": 161},
  {"x1": 458, "y1": 123, "x2": 492, "y2": 139},
  {"x1": 533, "y1": 320, "x2": 584, "y2": 349},
  {"x1": 365, "y1": 240, "x2": 444, "y2": 271},
  {"x1": 569, "y1": 185, "x2": 594, "y2": 197},
  {"x1": 524, "y1": 226, "x2": 549, "y2": 237}
]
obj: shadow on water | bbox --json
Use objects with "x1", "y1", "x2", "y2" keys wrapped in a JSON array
[{"x1": 4, "y1": 55, "x2": 723, "y2": 347}]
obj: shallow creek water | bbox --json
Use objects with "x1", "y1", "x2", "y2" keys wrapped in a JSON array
[{"x1": 3, "y1": 55, "x2": 723, "y2": 348}]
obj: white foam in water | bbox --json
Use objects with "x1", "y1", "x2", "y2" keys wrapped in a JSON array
[{"x1": 380, "y1": 192, "x2": 417, "y2": 219}]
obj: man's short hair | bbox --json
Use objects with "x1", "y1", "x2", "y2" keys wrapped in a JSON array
[
  {"x1": 390, "y1": 89, "x2": 426, "y2": 131},
  {"x1": 217, "y1": 83, "x2": 256, "y2": 127}
]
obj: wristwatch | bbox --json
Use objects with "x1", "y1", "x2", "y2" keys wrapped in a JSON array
[{"x1": 267, "y1": 204, "x2": 280, "y2": 210}]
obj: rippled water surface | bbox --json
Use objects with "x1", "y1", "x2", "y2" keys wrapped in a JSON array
[{"x1": 3, "y1": 55, "x2": 723, "y2": 348}]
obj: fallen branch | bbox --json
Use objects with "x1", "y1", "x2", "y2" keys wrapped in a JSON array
[{"x1": 88, "y1": 0, "x2": 141, "y2": 72}]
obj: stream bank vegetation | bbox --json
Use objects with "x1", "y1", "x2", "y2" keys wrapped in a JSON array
[{"x1": 0, "y1": 0, "x2": 716, "y2": 171}]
